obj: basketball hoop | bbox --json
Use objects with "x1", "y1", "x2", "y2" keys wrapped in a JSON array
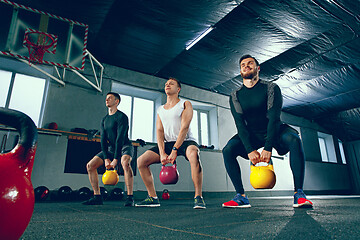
[{"x1": 24, "y1": 30, "x2": 55, "y2": 65}]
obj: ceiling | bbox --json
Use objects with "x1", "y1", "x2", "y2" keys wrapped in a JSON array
[{"x1": 5, "y1": 0, "x2": 360, "y2": 142}]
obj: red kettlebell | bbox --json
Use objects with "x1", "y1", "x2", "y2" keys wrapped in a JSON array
[
  {"x1": 47, "y1": 122, "x2": 58, "y2": 130},
  {"x1": 162, "y1": 189, "x2": 170, "y2": 200},
  {"x1": 0, "y1": 108, "x2": 38, "y2": 240},
  {"x1": 159, "y1": 163, "x2": 179, "y2": 185}
]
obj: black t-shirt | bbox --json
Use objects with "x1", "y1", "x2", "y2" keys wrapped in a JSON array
[
  {"x1": 100, "y1": 110, "x2": 131, "y2": 160},
  {"x1": 229, "y1": 80, "x2": 282, "y2": 154}
]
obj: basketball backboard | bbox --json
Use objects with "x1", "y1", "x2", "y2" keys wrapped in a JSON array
[{"x1": 0, "y1": 0, "x2": 88, "y2": 71}]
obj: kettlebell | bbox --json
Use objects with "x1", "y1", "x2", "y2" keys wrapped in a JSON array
[
  {"x1": 159, "y1": 163, "x2": 179, "y2": 185},
  {"x1": 0, "y1": 108, "x2": 38, "y2": 240},
  {"x1": 162, "y1": 189, "x2": 170, "y2": 200},
  {"x1": 250, "y1": 160, "x2": 276, "y2": 189},
  {"x1": 102, "y1": 169, "x2": 119, "y2": 185}
]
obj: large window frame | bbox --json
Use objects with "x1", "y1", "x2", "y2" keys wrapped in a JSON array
[
  {"x1": 0, "y1": 58, "x2": 50, "y2": 127},
  {"x1": 192, "y1": 109, "x2": 210, "y2": 146},
  {"x1": 112, "y1": 82, "x2": 161, "y2": 142},
  {"x1": 338, "y1": 140, "x2": 347, "y2": 164},
  {"x1": 185, "y1": 98, "x2": 218, "y2": 148},
  {"x1": 317, "y1": 132, "x2": 338, "y2": 163}
]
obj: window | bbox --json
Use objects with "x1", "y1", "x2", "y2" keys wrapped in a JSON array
[
  {"x1": 113, "y1": 82, "x2": 161, "y2": 143},
  {"x1": 132, "y1": 98, "x2": 154, "y2": 141},
  {"x1": 0, "y1": 69, "x2": 46, "y2": 126},
  {"x1": 190, "y1": 109, "x2": 210, "y2": 146},
  {"x1": 0, "y1": 70, "x2": 12, "y2": 107},
  {"x1": 338, "y1": 140, "x2": 347, "y2": 164},
  {"x1": 117, "y1": 94, "x2": 155, "y2": 142},
  {"x1": 318, "y1": 137, "x2": 329, "y2": 162},
  {"x1": 190, "y1": 110, "x2": 199, "y2": 143},
  {"x1": 186, "y1": 99, "x2": 218, "y2": 147},
  {"x1": 318, "y1": 132, "x2": 337, "y2": 163}
]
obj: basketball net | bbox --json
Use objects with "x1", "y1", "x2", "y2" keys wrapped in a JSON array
[{"x1": 24, "y1": 31, "x2": 55, "y2": 65}]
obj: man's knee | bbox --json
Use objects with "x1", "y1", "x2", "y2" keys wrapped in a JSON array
[
  {"x1": 288, "y1": 133, "x2": 303, "y2": 149},
  {"x1": 137, "y1": 154, "x2": 149, "y2": 169},
  {"x1": 222, "y1": 143, "x2": 235, "y2": 158},
  {"x1": 188, "y1": 150, "x2": 200, "y2": 162},
  {"x1": 121, "y1": 155, "x2": 132, "y2": 170},
  {"x1": 137, "y1": 151, "x2": 159, "y2": 170},
  {"x1": 187, "y1": 149, "x2": 202, "y2": 172},
  {"x1": 87, "y1": 157, "x2": 102, "y2": 172}
]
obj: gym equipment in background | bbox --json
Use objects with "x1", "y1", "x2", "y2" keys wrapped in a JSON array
[
  {"x1": 110, "y1": 188, "x2": 124, "y2": 201},
  {"x1": 34, "y1": 186, "x2": 50, "y2": 202},
  {"x1": 57, "y1": 186, "x2": 74, "y2": 201},
  {"x1": 100, "y1": 187, "x2": 109, "y2": 200},
  {"x1": 77, "y1": 187, "x2": 91, "y2": 201},
  {"x1": 162, "y1": 189, "x2": 170, "y2": 200}
]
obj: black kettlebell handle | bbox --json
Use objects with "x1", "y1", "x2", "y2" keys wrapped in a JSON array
[{"x1": 0, "y1": 108, "x2": 38, "y2": 150}]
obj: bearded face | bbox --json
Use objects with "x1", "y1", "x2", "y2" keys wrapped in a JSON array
[
  {"x1": 240, "y1": 58, "x2": 259, "y2": 80},
  {"x1": 241, "y1": 68, "x2": 257, "y2": 79}
]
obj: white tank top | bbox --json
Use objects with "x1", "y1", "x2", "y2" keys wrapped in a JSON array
[{"x1": 157, "y1": 99, "x2": 196, "y2": 142}]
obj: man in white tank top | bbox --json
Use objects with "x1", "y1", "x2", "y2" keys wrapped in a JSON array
[{"x1": 136, "y1": 77, "x2": 206, "y2": 209}]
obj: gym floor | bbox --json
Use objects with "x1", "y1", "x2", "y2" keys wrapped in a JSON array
[{"x1": 21, "y1": 195, "x2": 360, "y2": 240}]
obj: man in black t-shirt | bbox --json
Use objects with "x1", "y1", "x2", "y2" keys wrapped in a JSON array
[
  {"x1": 222, "y1": 55, "x2": 313, "y2": 208},
  {"x1": 82, "y1": 92, "x2": 134, "y2": 206}
]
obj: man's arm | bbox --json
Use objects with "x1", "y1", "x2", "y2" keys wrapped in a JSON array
[
  {"x1": 230, "y1": 95, "x2": 261, "y2": 164},
  {"x1": 156, "y1": 114, "x2": 167, "y2": 164},
  {"x1": 264, "y1": 84, "x2": 282, "y2": 151},
  {"x1": 168, "y1": 101, "x2": 193, "y2": 163},
  {"x1": 261, "y1": 84, "x2": 282, "y2": 163},
  {"x1": 114, "y1": 115, "x2": 129, "y2": 160},
  {"x1": 230, "y1": 96, "x2": 253, "y2": 154},
  {"x1": 100, "y1": 118, "x2": 109, "y2": 159},
  {"x1": 100, "y1": 118, "x2": 112, "y2": 168}
]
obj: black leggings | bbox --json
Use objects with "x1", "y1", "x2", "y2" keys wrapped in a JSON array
[{"x1": 222, "y1": 126, "x2": 305, "y2": 194}]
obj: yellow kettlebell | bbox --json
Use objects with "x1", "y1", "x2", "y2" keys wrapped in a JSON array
[
  {"x1": 250, "y1": 160, "x2": 276, "y2": 189},
  {"x1": 102, "y1": 169, "x2": 119, "y2": 185}
]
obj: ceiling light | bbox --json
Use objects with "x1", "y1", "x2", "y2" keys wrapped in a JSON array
[{"x1": 186, "y1": 26, "x2": 214, "y2": 50}]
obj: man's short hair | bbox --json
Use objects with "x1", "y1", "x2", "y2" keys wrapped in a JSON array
[
  {"x1": 239, "y1": 54, "x2": 259, "y2": 66},
  {"x1": 107, "y1": 92, "x2": 121, "y2": 103},
  {"x1": 169, "y1": 77, "x2": 181, "y2": 89}
]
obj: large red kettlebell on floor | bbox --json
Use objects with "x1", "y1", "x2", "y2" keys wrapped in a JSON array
[
  {"x1": 0, "y1": 108, "x2": 38, "y2": 240},
  {"x1": 159, "y1": 163, "x2": 179, "y2": 185}
]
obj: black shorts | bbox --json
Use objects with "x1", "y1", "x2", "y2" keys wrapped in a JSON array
[
  {"x1": 148, "y1": 140, "x2": 199, "y2": 161},
  {"x1": 96, "y1": 144, "x2": 134, "y2": 160}
]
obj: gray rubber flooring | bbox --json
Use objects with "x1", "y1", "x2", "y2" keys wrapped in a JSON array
[{"x1": 21, "y1": 196, "x2": 360, "y2": 239}]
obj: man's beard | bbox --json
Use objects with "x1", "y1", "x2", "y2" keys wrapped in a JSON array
[{"x1": 241, "y1": 69, "x2": 257, "y2": 80}]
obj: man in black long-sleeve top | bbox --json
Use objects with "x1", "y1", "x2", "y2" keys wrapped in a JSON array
[
  {"x1": 222, "y1": 55, "x2": 313, "y2": 208},
  {"x1": 83, "y1": 92, "x2": 134, "y2": 206}
]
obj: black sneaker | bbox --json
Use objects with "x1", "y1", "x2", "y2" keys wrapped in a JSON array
[
  {"x1": 135, "y1": 196, "x2": 160, "y2": 207},
  {"x1": 124, "y1": 196, "x2": 134, "y2": 207},
  {"x1": 194, "y1": 196, "x2": 206, "y2": 209},
  {"x1": 82, "y1": 195, "x2": 103, "y2": 205}
]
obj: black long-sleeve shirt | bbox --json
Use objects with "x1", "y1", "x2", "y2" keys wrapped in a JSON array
[
  {"x1": 229, "y1": 80, "x2": 282, "y2": 154},
  {"x1": 100, "y1": 110, "x2": 131, "y2": 160}
]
